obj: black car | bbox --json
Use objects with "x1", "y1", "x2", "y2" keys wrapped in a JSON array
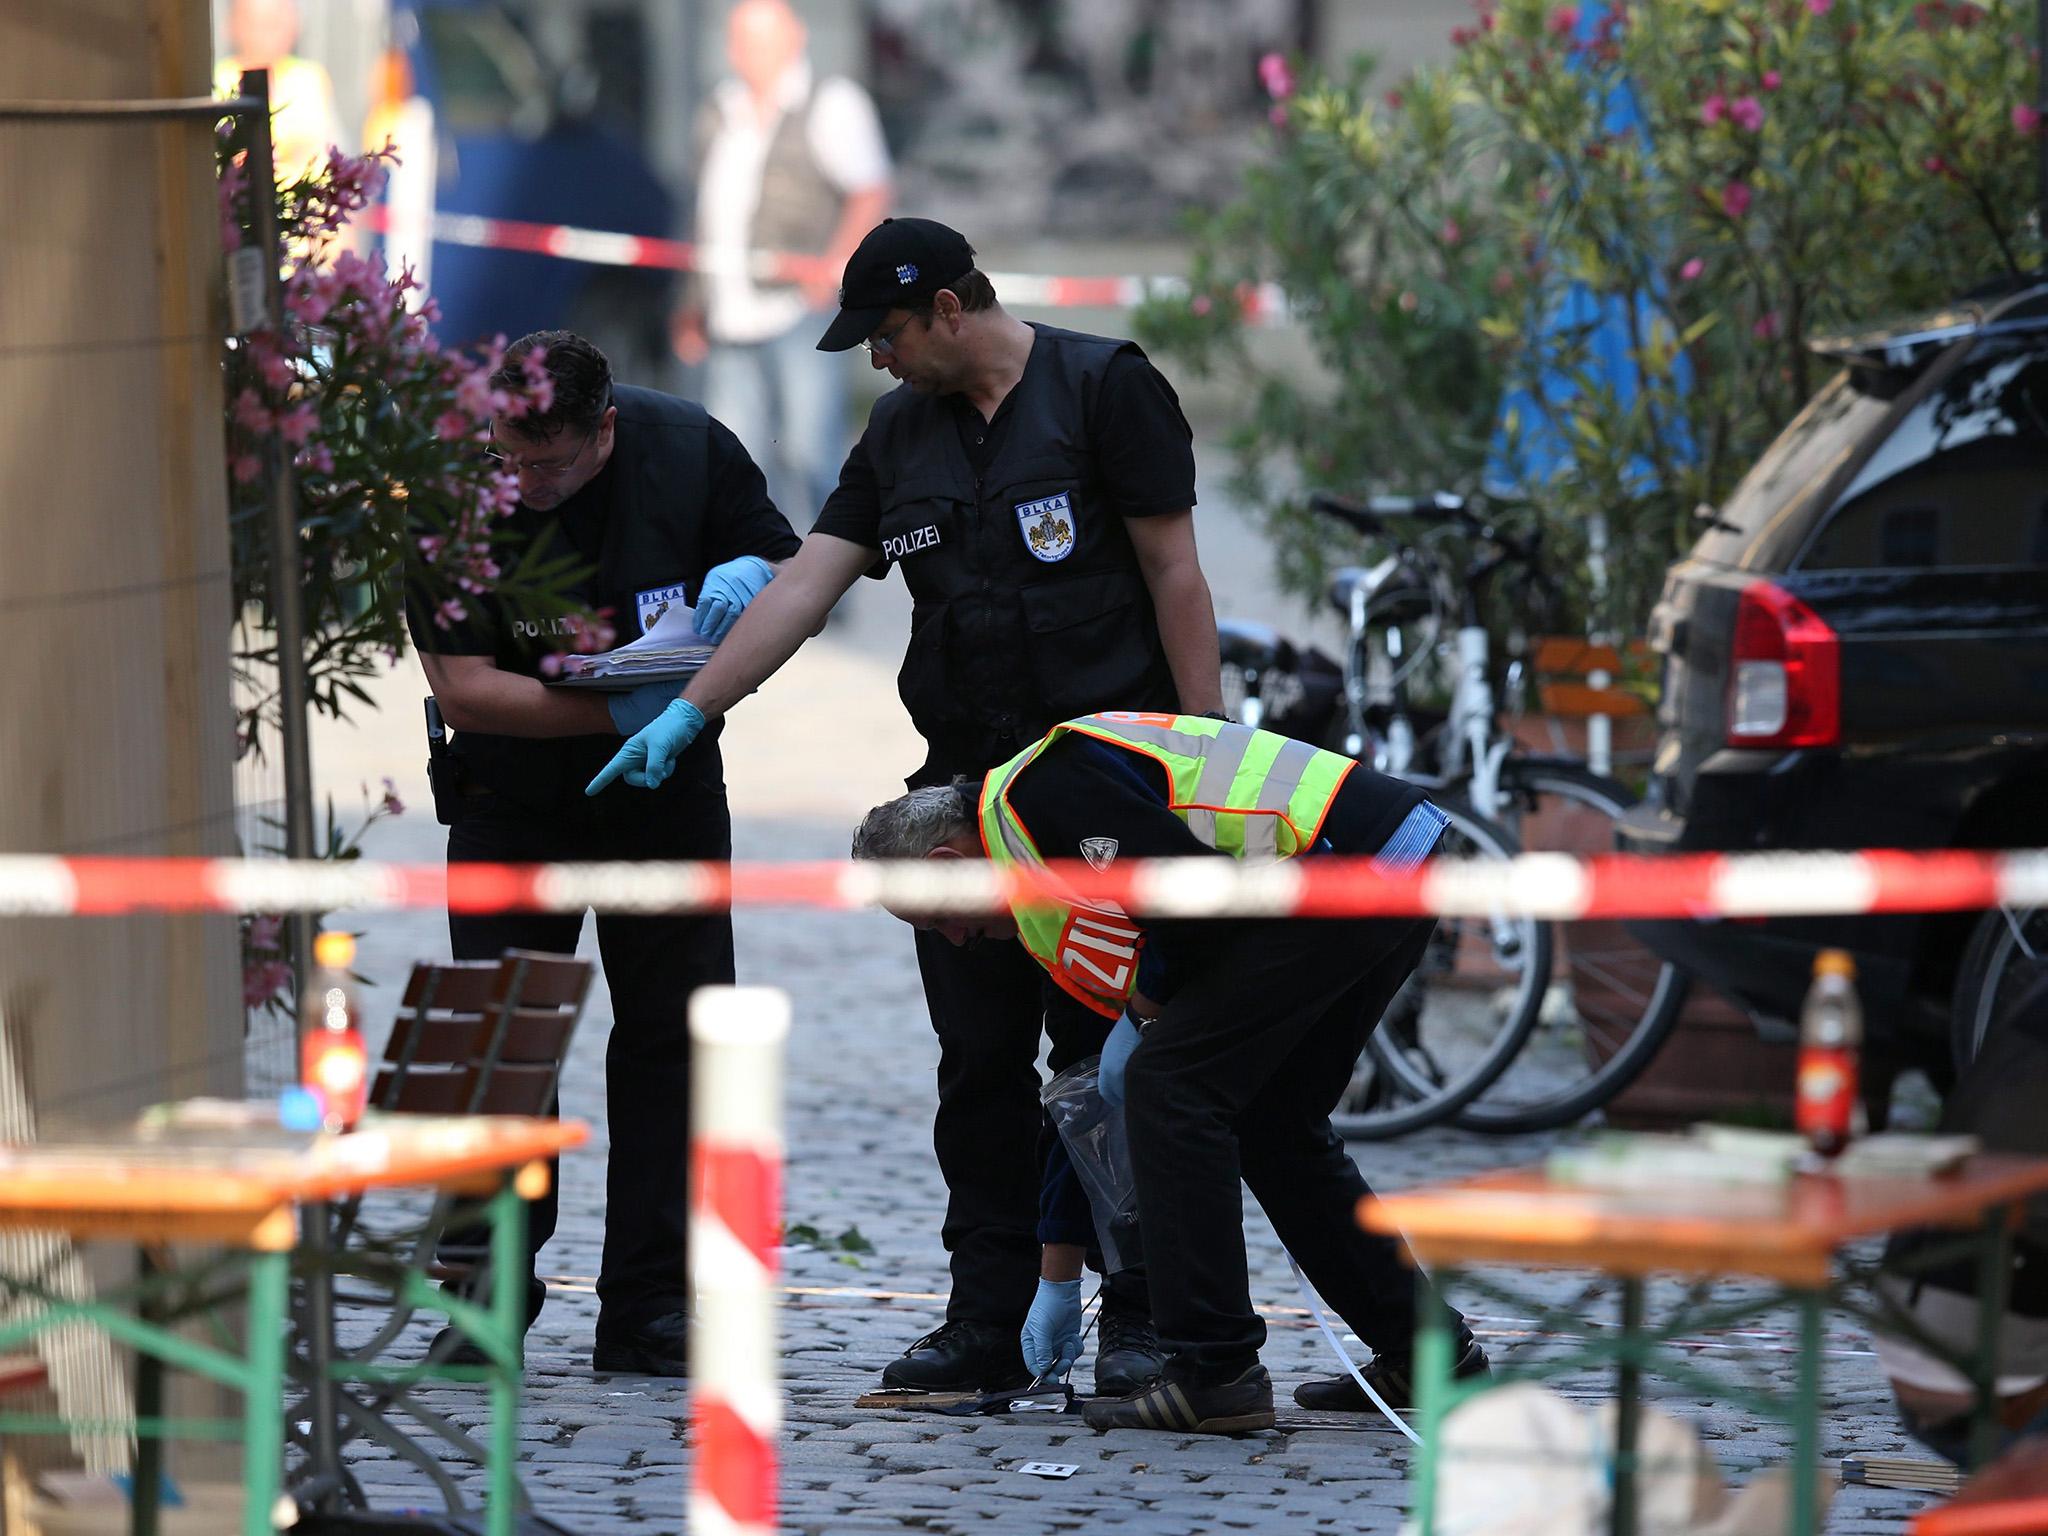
[{"x1": 1618, "y1": 284, "x2": 2048, "y2": 1084}]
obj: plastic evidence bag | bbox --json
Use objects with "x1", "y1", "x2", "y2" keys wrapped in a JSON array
[{"x1": 1041, "y1": 1058, "x2": 1143, "y2": 1275}]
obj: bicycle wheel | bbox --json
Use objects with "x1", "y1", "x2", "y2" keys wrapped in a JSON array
[
  {"x1": 1334, "y1": 798, "x2": 1550, "y2": 1140},
  {"x1": 1451, "y1": 761, "x2": 1692, "y2": 1133},
  {"x1": 1951, "y1": 905, "x2": 2048, "y2": 1071}
]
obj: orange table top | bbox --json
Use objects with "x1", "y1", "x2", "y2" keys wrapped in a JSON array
[
  {"x1": 1360, "y1": 1153, "x2": 2048, "y2": 1288},
  {"x1": 0, "y1": 1107, "x2": 587, "y2": 1250}
]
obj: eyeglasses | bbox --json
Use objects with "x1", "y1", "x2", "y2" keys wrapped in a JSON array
[
  {"x1": 485, "y1": 420, "x2": 597, "y2": 477},
  {"x1": 862, "y1": 313, "x2": 923, "y2": 357}
]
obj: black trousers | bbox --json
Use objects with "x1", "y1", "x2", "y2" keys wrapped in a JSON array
[
  {"x1": 447, "y1": 787, "x2": 735, "y2": 1333},
  {"x1": 914, "y1": 929, "x2": 1139, "y2": 1327},
  {"x1": 1123, "y1": 914, "x2": 1462, "y2": 1381}
]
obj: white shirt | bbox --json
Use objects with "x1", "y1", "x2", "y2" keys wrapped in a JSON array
[{"x1": 696, "y1": 60, "x2": 891, "y2": 345}]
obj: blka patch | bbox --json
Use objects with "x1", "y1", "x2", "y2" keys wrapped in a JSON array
[
  {"x1": 881, "y1": 523, "x2": 942, "y2": 562},
  {"x1": 634, "y1": 584, "x2": 688, "y2": 636},
  {"x1": 1015, "y1": 492, "x2": 1076, "y2": 563},
  {"x1": 1080, "y1": 837, "x2": 1120, "y2": 872}
]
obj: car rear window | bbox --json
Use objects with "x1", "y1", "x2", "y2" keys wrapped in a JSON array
[
  {"x1": 1799, "y1": 337, "x2": 2048, "y2": 571},
  {"x1": 1694, "y1": 373, "x2": 1893, "y2": 571}
]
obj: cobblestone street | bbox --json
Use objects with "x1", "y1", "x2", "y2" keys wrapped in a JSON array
[{"x1": 310, "y1": 807, "x2": 1937, "y2": 1536}]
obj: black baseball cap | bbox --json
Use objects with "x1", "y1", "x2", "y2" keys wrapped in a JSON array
[{"x1": 815, "y1": 217, "x2": 977, "y2": 353}]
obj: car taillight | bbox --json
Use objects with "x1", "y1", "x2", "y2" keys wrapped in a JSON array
[{"x1": 1726, "y1": 581, "x2": 1839, "y2": 748}]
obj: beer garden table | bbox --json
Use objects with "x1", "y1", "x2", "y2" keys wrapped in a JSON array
[
  {"x1": 1362, "y1": 1153, "x2": 2048, "y2": 1536},
  {"x1": 0, "y1": 1107, "x2": 585, "y2": 1536}
]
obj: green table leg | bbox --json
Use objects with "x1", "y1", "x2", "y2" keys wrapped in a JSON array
[
  {"x1": 134, "y1": 1249, "x2": 163, "y2": 1536},
  {"x1": 1611, "y1": 1277, "x2": 1643, "y2": 1536},
  {"x1": 243, "y1": 1251, "x2": 288, "y2": 1536},
  {"x1": 1969, "y1": 1207, "x2": 2013, "y2": 1471},
  {"x1": 1409, "y1": 1265, "x2": 1457, "y2": 1536},
  {"x1": 1789, "y1": 1289, "x2": 1822, "y2": 1536},
  {"x1": 487, "y1": 1175, "x2": 528, "y2": 1536}
]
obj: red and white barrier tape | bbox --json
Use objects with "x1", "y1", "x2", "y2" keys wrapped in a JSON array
[
  {"x1": 366, "y1": 206, "x2": 1288, "y2": 318},
  {"x1": 2, "y1": 848, "x2": 2043, "y2": 920},
  {"x1": 689, "y1": 986, "x2": 787, "y2": 1536}
]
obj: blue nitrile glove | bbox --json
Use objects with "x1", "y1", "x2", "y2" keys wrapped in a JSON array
[
  {"x1": 1020, "y1": 1277, "x2": 1084, "y2": 1381},
  {"x1": 606, "y1": 681, "x2": 680, "y2": 738},
  {"x1": 586, "y1": 698, "x2": 705, "y2": 794},
  {"x1": 693, "y1": 555, "x2": 776, "y2": 642},
  {"x1": 1097, "y1": 1012, "x2": 1144, "y2": 1108}
]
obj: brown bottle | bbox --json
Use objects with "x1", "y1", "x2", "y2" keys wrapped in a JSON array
[{"x1": 1796, "y1": 949, "x2": 1862, "y2": 1159}]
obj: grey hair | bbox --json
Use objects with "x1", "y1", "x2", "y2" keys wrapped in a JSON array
[{"x1": 851, "y1": 782, "x2": 975, "y2": 860}]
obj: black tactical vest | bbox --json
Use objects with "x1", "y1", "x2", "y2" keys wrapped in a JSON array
[
  {"x1": 865, "y1": 325, "x2": 1180, "y2": 782},
  {"x1": 453, "y1": 385, "x2": 730, "y2": 807}
]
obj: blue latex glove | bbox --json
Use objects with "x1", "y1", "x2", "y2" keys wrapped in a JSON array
[
  {"x1": 586, "y1": 698, "x2": 705, "y2": 794},
  {"x1": 606, "y1": 681, "x2": 680, "y2": 738},
  {"x1": 1020, "y1": 1277, "x2": 1084, "y2": 1382},
  {"x1": 693, "y1": 555, "x2": 776, "y2": 642},
  {"x1": 1097, "y1": 1012, "x2": 1144, "y2": 1108}
]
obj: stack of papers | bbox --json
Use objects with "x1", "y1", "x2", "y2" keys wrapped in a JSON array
[{"x1": 550, "y1": 602, "x2": 716, "y2": 690}]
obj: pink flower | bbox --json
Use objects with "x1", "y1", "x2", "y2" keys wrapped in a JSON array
[
  {"x1": 1268, "y1": 104, "x2": 1289, "y2": 129},
  {"x1": 1721, "y1": 179, "x2": 1753, "y2": 217},
  {"x1": 1752, "y1": 311, "x2": 1780, "y2": 339},
  {"x1": 2015, "y1": 103, "x2": 2043, "y2": 134},
  {"x1": 1762, "y1": 69, "x2": 1782, "y2": 91},
  {"x1": 232, "y1": 453, "x2": 263, "y2": 485},
  {"x1": 232, "y1": 388, "x2": 272, "y2": 434},
  {"x1": 295, "y1": 442, "x2": 334, "y2": 476},
  {"x1": 1440, "y1": 217, "x2": 1464, "y2": 245},
  {"x1": 1257, "y1": 52, "x2": 1295, "y2": 100},
  {"x1": 1548, "y1": 5, "x2": 1581, "y2": 36},
  {"x1": 379, "y1": 777, "x2": 405, "y2": 817},
  {"x1": 1729, "y1": 95, "x2": 1765, "y2": 132},
  {"x1": 1386, "y1": 89, "x2": 1404, "y2": 111},
  {"x1": 242, "y1": 958, "x2": 293, "y2": 1011},
  {"x1": 1700, "y1": 93, "x2": 1727, "y2": 126},
  {"x1": 1190, "y1": 294, "x2": 1214, "y2": 316},
  {"x1": 247, "y1": 915, "x2": 283, "y2": 952},
  {"x1": 434, "y1": 597, "x2": 468, "y2": 628},
  {"x1": 539, "y1": 653, "x2": 566, "y2": 679},
  {"x1": 1679, "y1": 256, "x2": 1706, "y2": 281},
  {"x1": 1806, "y1": 0, "x2": 1831, "y2": 13},
  {"x1": 276, "y1": 401, "x2": 319, "y2": 447},
  {"x1": 1924, "y1": 154, "x2": 1949, "y2": 175},
  {"x1": 435, "y1": 410, "x2": 473, "y2": 442}
]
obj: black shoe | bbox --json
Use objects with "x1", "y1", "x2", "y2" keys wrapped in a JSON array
[
  {"x1": 1293, "y1": 1338, "x2": 1490, "y2": 1412},
  {"x1": 427, "y1": 1273, "x2": 547, "y2": 1369},
  {"x1": 592, "y1": 1310, "x2": 690, "y2": 1377},
  {"x1": 1084, "y1": 1362, "x2": 1274, "y2": 1435},
  {"x1": 425, "y1": 1327, "x2": 493, "y2": 1369},
  {"x1": 879, "y1": 1320, "x2": 1031, "y2": 1393},
  {"x1": 1094, "y1": 1308, "x2": 1166, "y2": 1397}
]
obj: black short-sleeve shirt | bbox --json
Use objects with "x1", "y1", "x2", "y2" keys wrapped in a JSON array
[
  {"x1": 403, "y1": 386, "x2": 798, "y2": 803},
  {"x1": 812, "y1": 347, "x2": 1197, "y2": 571}
]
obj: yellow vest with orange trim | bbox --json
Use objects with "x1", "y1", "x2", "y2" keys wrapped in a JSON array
[{"x1": 977, "y1": 711, "x2": 1357, "y2": 1017}]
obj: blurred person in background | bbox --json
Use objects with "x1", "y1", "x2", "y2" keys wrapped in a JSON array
[
  {"x1": 671, "y1": 0, "x2": 893, "y2": 523},
  {"x1": 214, "y1": 0, "x2": 341, "y2": 184}
]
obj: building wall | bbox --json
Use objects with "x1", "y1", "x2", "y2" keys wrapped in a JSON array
[{"x1": 0, "y1": 0, "x2": 243, "y2": 1484}]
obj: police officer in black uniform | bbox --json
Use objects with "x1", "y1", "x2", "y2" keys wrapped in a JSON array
[
  {"x1": 405, "y1": 331, "x2": 799, "y2": 1376},
  {"x1": 589, "y1": 220, "x2": 1225, "y2": 1394}
]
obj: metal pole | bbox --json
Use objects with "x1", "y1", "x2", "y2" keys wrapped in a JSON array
[
  {"x1": 239, "y1": 68, "x2": 341, "y2": 1509},
  {"x1": 238, "y1": 69, "x2": 318, "y2": 1008}
]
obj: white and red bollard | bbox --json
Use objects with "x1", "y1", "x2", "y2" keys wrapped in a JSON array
[{"x1": 689, "y1": 986, "x2": 790, "y2": 1536}]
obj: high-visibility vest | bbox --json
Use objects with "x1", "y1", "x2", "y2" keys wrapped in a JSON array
[{"x1": 978, "y1": 711, "x2": 1357, "y2": 1017}]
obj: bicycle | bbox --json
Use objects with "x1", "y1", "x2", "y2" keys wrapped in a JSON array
[{"x1": 1303, "y1": 491, "x2": 1693, "y2": 1136}]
